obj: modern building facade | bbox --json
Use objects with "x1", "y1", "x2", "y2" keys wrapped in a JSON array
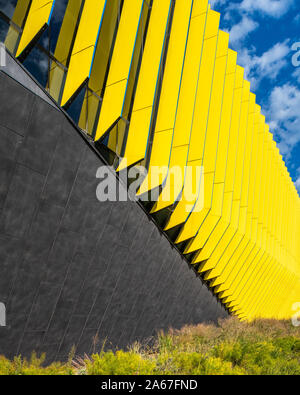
[{"x1": 0, "y1": 0, "x2": 299, "y2": 359}]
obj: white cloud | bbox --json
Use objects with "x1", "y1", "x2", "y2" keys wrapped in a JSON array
[
  {"x1": 210, "y1": 0, "x2": 294, "y2": 50},
  {"x1": 228, "y1": 16, "x2": 258, "y2": 46},
  {"x1": 210, "y1": 0, "x2": 227, "y2": 8},
  {"x1": 210, "y1": 0, "x2": 221, "y2": 7},
  {"x1": 294, "y1": 168, "x2": 300, "y2": 193},
  {"x1": 267, "y1": 83, "x2": 300, "y2": 161},
  {"x1": 237, "y1": 41, "x2": 290, "y2": 90},
  {"x1": 253, "y1": 41, "x2": 290, "y2": 75},
  {"x1": 267, "y1": 83, "x2": 300, "y2": 193},
  {"x1": 239, "y1": 0, "x2": 294, "y2": 18},
  {"x1": 210, "y1": 0, "x2": 294, "y2": 18}
]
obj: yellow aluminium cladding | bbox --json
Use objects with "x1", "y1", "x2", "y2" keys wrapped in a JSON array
[
  {"x1": 7, "y1": 0, "x2": 300, "y2": 321},
  {"x1": 5, "y1": 0, "x2": 55, "y2": 56}
]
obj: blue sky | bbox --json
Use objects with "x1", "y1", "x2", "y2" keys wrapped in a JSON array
[{"x1": 210, "y1": 0, "x2": 300, "y2": 194}]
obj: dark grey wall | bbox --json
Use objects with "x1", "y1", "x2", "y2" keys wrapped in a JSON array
[{"x1": 0, "y1": 59, "x2": 227, "y2": 363}]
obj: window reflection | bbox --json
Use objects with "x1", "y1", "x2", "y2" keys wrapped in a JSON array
[{"x1": 0, "y1": 0, "x2": 17, "y2": 19}]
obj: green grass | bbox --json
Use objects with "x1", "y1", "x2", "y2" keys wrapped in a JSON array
[{"x1": 1, "y1": 318, "x2": 300, "y2": 375}]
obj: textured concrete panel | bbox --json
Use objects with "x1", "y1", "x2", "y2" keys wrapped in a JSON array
[{"x1": 0, "y1": 68, "x2": 227, "y2": 362}]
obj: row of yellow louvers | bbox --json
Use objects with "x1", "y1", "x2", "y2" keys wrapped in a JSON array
[{"x1": 5, "y1": 0, "x2": 300, "y2": 320}]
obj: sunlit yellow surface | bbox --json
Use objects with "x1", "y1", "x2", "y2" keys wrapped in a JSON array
[
  {"x1": 7, "y1": 0, "x2": 54, "y2": 57},
  {"x1": 61, "y1": 0, "x2": 106, "y2": 106}
]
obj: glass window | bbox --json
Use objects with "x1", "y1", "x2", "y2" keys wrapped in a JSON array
[{"x1": 0, "y1": 0, "x2": 18, "y2": 19}]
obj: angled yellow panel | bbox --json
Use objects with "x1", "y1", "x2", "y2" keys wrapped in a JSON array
[
  {"x1": 251, "y1": 265, "x2": 286, "y2": 318},
  {"x1": 185, "y1": 11, "x2": 220, "y2": 165},
  {"x1": 247, "y1": 133, "x2": 274, "y2": 294},
  {"x1": 60, "y1": 0, "x2": 106, "y2": 106},
  {"x1": 13, "y1": 0, "x2": 55, "y2": 58},
  {"x1": 187, "y1": 66, "x2": 244, "y2": 258},
  {"x1": 241, "y1": 256, "x2": 276, "y2": 317},
  {"x1": 215, "y1": 125, "x2": 266, "y2": 293},
  {"x1": 95, "y1": 0, "x2": 144, "y2": 140},
  {"x1": 210, "y1": 91, "x2": 256, "y2": 285},
  {"x1": 5, "y1": 0, "x2": 31, "y2": 54},
  {"x1": 221, "y1": 141, "x2": 278, "y2": 304},
  {"x1": 223, "y1": 120, "x2": 266, "y2": 303},
  {"x1": 212, "y1": 106, "x2": 264, "y2": 296},
  {"x1": 48, "y1": 0, "x2": 83, "y2": 102},
  {"x1": 79, "y1": 0, "x2": 139, "y2": 135},
  {"x1": 165, "y1": 31, "x2": 229, "y2": 233},
  {"x1": 192, "y1": 0, "x2": 209, "y2": 17},
  {"x1": 151, "y1": 9, "x2": 220, "y2": 214},
  {"x1": 51, "y1": 0, "x2": 83, "y2": 65},
  {"x1": 216, "y1": 124, "x2": 260, "y2": 297},
  {"x1": 137, "y1": 0, "x2": 202, "y2": 197},
  {"x1": 117, "y1": 0, "x2": 173, "y2": 171},
  {"x1": 230, "y1": 133, "x2": 277, "y2": 316},
  {"x1": 242, "y1": 253, "x2": 277, "y2": 317},
  {"x1": 228, "y1": 129, "x2": 272, "y2": 311},
  {"x1": 249, "y1": 263, "x2": 281, "y2": 318},
  {"x1": 201, "y1": 80, "x2": 250, "y2": 277},
  {"x1": 175, "y1": 49, "x2": 236, "y2": 247}
]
